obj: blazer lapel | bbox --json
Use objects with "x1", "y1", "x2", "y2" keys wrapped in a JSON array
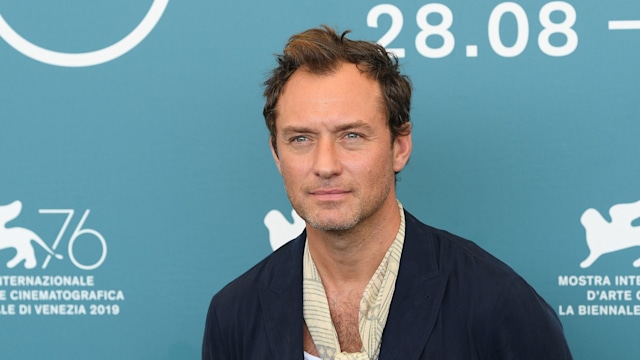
[
  {"x1": 259, "y1": 232, "x2": 306, "y2": 359},
  {"x1": 379, "y1": 211, "x2": 447, "y2": 359}
]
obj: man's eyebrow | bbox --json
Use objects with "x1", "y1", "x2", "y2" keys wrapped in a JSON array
[
  {"x1": 280, "y1": 126, "x2": 315, "y2": 136},
  {"x1": 333, "y1": 120, "x2": 374, "y2": 132},
  {"x1": 280, "y1": 120, "x2": 374, "y2": 136}
]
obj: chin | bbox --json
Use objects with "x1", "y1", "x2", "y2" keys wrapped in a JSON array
[{"x1": 304, "y1": 213, "x2": 360, "y2": 232}]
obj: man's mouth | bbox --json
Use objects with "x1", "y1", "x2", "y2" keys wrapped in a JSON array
[{"x1": 309, "y1": 189, "x2": 350, "y2": 200}]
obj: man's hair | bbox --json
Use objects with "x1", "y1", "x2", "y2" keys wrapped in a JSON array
[{"x1": 263, "y1": 25, "x2": 412, "y2": 154}]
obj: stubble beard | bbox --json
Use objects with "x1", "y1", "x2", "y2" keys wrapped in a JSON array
[{"x1": 284, "y1": 175, "x2": 394, "y2": 233}]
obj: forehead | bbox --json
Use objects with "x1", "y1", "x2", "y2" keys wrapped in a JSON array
[{"x1": 275, "y1": 63, "x2": 385, "y2": 128}]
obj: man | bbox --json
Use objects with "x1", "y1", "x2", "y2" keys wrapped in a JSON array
[{"x1": 203, "y1": 26, "x2": 572, "y2": 359}]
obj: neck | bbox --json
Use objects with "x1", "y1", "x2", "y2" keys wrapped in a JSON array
[{"x1": 305, "y1": 197, "x2": 401, "y2": 290}]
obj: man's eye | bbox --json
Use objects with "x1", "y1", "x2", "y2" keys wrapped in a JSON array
[
  {"x1": 292, "y1": 136, "x2": 308, "y2": 142},
  {"x1": 345, "y1": 133, "x2": 360, "y2": 139}
]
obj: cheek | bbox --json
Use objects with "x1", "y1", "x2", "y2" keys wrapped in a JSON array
[
  {"x1": 352, "y1": 150, "x2": 393, "y2": 173},
  {"x1": 347, "y1": 157, "x2": 389, "y2": 187},
  {"x1": 279, "y1": 161, "x2": 306, "y2": 183}
]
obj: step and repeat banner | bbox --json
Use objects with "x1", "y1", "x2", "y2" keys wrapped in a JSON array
[{"x1": 1, "y1": 1, "x2": 638, "y2": 359}]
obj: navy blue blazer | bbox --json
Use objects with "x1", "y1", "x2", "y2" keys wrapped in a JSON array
[{"x1": 203, "y1": 210, "x2": 572, "y2": 359}]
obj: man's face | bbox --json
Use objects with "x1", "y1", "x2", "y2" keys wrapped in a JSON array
[{"x1": 271, "y1": 63, "x2": 411, "y2": 232}]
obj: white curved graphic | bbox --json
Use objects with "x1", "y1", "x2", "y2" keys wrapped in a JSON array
[
  {"x1": 580, "y1": 200, "x2": 640, "y2": 268},
  {"x1": 264, "y1": 209, "x2": 305, "y2": 251},
  {"x1": 0, "y1": 201, "x2": 63, "y2": 269},
  {"x1": 0, "y1": 0, "x2": 168, "y2": 67}
]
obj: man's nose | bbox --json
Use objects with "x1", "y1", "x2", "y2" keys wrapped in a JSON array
[{"x1": 313, "y1": 138, "x2": 342, "y2": 179}]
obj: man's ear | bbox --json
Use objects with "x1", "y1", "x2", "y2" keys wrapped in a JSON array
[
  {"x1": 392, "y1": 124, "x2": 412, "y2": 173},
  {"x1": 270, "y1": 137, "x2": 282, "y2": 174}
]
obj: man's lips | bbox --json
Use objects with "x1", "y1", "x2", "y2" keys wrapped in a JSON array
[
  {"x1": 311, "y1": 189, "x2": 349, "y2": 195},
  {"x1": 309, "y1": 189, "x2": 350, "y2": 200}
]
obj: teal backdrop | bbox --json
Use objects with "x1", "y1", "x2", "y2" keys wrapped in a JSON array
[{"x1": 1, "y1": 0, "x2": 639, "y2": 359}]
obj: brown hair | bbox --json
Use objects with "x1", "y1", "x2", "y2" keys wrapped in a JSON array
[{"x1": 263, "y1": 25, "x2": 412, "y2": 154}]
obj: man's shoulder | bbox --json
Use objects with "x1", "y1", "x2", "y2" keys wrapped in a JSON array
[
  {"x1": 211, "y1": 233, "x2": 304, "y2": 307},
  {"x1": 402, "y1": 210, "x2": 571, "y2": 358},
  {"x1": 203, "y1": 233, "x2": 305, "y2": 358},
  {"x1": 404, "y1": 210, "x2": 557, "y2": 321},
  {"x1": 404, "y1": 210, "x2": 523, "y2": 283}
]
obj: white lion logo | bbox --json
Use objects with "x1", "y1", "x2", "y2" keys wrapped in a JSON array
[
  {"x1": 0, "y1": 200, "x2": 63, "y2": 269},
  {"x1": 264, "y1": 209, "x2": 305, "y2": 251},
  {"x1": 580, "y1": 200, "x2": 640, "y2": 268}
]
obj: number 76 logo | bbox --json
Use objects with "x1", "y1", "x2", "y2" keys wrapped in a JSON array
[
  {"x1": 0, "y1": 200, "x2": 106, "y2": 270},
  {"x1": 38, "y1": 209, "x2": 107, "y2": 270}
]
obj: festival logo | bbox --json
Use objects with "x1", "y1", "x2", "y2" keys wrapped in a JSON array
[
  {"x1": 580, "y1": 199, "x2": 640, "y2": 268},
  {"x1": 0, "y1": 200, "x2": 123, "y2": 317},
  {"x1": 555, "y1": 199, "x2": 640, "y2": 318},
  {"x1": 0, "y1": 0, "x2": 168, "y2": 67},
  {"x1": 264, "y1": 208, "x2": 305, "y2": 251},
  {"x1": 0, "y1": 201, "x2": 63, "y2": 269},
  {"x1": 0, "y1": 200, "x2": 107, "y2": 270}
]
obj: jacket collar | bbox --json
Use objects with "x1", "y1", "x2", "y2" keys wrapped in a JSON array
[
  {"x1": 378, "y1": 210, "x2": 447, "y2": 359},
  {"x1": 259, "y1": 230, "x2": 306, "y2": 358}
]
